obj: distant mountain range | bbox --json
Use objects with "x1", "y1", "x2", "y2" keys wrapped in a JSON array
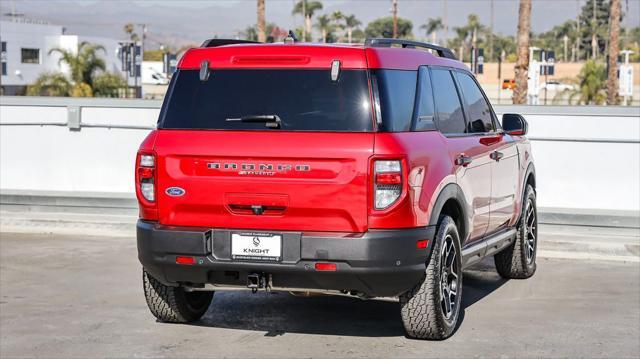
[{"x1": 1, "y1": 0, "x2": 638, "y2": 50}]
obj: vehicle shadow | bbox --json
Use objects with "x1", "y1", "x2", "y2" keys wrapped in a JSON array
[{"x1": 192, "y1": 258, "x2": 508, "y2": 338}]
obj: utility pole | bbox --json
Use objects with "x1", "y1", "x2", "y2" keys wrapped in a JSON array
[
  {"x1": 135, "y1": 23, "x2": 146, "y2": 99},
  {"x1": 564, "y1": 34, "x2": 568, "y2": 62},
  {"x1": 392, "y1": 0, "x2": 398, "y2": 38}
]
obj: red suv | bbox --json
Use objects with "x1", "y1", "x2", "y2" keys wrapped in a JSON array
[{"x1": 136, "y1": 38, "x2": 537, "y2": 340}]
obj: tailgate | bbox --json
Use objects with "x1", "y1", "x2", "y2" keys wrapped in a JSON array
[{"x1": 154, "y1": 130, "x2": 374, "y2": 232}]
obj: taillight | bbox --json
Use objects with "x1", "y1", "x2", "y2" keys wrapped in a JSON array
[
  {"x1": 374, "y1": 160, "x2": 403, "y2": 210},
  {"x1": 137, "y1": 153, "x2": 155, "y2": 202}
]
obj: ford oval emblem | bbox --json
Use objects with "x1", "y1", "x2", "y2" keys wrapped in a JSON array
[{"x1": 165, "y1": 187, "x2": 185, "y2": 197}]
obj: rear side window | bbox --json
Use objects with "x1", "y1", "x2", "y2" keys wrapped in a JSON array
[
  {"x1": 159, "y1": 69, "x2": 373, "y2": 131},
  {"x1": 456, "y1": 72, "x2": 495, "y2": 133},
  {"x1": 372, "y1": 69, "x2": 417, "y2": 132},
  {"x1": 414, "y1": 67, "x2": 436, "y2": 131},
  {"x1": 430, "y1": 68, "x2": 466, "y2": 134}
]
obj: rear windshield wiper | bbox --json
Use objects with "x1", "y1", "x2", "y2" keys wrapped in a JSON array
[{"x1": 225, "y1": 115, "x2": 282, "y2": 129}]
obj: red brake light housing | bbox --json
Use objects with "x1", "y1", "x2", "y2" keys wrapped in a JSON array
[
  {"x1": 373, "y1": 159, "x2": 404, "y2": 210},
  {"x1": 135, "y1": 150, "x2": 158, "y2": 220}
]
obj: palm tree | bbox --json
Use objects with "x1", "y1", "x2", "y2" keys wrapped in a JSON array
[
  {"x1": 28, "y1": 41, "x2": 125, "y2": 97},
  {"x1": 315, "y1": 14, "x2": 333, "y2": 43},
  {"x1": 421, "y1": 17, "x2": 444, "y2": 44},
  {"x1": 513, "y1": 0, "x2": 531, "y2": 105},
  {"x1": 49, "y1": 42, "x2": 106, "y2": 89},
  {"x1": 292, "y1": 0, "x2": 323, "y2": 42},
  {"x1": 331, "y1": 11, "x2": 345, "y2": 41},
  {"x1": 123, "y1": 23, "x2": 139, "y2": 42},
  {"x1": 257, "y1": 0, "x2": 266, "y2": 43},
  {"x1": 343, "y1": 14, "x2": 362, "y2": 44},
  {"x1": 606, "y1": 0, "x2": 621, "y2": 105},
  {"x1": 561, "y1": 59, "x2": 607, "y2": 104},
  {"x1": 26, "y1": 72, "x2": 72, "y2": 97}
]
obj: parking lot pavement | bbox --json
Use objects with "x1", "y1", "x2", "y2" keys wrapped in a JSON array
[{"x1": 1, "y1": 231, "x2": 639, "y2": 358}]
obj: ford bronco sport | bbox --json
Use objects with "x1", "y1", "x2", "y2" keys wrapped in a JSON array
[{"x1": 136, "y1": 38, "x2": 537, "y2": 340}]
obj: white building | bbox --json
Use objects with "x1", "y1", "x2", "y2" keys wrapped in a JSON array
[{"x1": 0, "y1": 17, "x2": 130, "y2": 95}]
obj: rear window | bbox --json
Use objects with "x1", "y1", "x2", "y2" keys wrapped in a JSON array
[{"x1": 159, "y1": 69, "x2": 373, "y2": 131}]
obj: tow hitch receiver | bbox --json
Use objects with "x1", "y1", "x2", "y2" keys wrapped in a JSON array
[{"x1": 247, "y1": 273, "x2": 267, "y2": 293}]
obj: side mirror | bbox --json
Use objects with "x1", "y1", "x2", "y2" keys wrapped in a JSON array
[{"x1": 502, "y1": 113, "x2": 528, "y2": 136}]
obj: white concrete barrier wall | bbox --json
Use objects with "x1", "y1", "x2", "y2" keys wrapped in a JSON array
[{"x1": 1, "y1": 97, "x2": 639, "y2": 212}]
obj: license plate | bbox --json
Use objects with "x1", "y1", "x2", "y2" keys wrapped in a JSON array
[{"x1": 231, "y1": 232, "x2": 282, "y2": 262}]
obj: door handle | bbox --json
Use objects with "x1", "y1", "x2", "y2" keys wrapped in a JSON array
[
  {"x1": 455, "y1": 155, "x2": 473, "y2": 167},
  {"x1": 490, "y1": 151, "x2": 504, "y2": 161}
]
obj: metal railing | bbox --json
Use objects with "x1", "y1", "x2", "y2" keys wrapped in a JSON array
[{"x1": 1, "y1": 96, "x2": 639, "y2": 143}]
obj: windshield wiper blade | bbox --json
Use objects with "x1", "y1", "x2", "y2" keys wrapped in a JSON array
[{"x1": 225, "y1": 115, "x2": 282, "y2": 128}]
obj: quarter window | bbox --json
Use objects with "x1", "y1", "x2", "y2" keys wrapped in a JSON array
[
  {"x1": 372, "y1": 69, "x2": 416, "y2": 132},
  {"x1": 430, "y1": 68, "x2": 466, "y2": 134},
  {"x1": 21, "y1": 48, "x2": 40, "y2": 64},
  {"x1": 456, "y1": 72, "x2": 495, "y2": 133},
  {"x1": 413, "y1": 67, "x2": 436, "y2": 131}
]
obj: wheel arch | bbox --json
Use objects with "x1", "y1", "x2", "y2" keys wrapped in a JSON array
[
  {"x1": 524, "y1": 162, "x2": 536, "y2": 191},
  {"x1": 428, "y1": 183, "x2": 470, "y2": 244}
]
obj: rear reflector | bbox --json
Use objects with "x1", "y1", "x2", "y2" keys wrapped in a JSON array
[
  {"x1": 138, "y1": 167, "x2": 154, "y2": 179},
  {"x1": 315, "y1": 262, "x2": 337, "y2": 271},
  {"x1": 176, "y1": 256, "x2": 195, "y2": 265},
  {"x1": 416, "y1": 240, "x2": 429, "y2": 249},
  {"x1": 376, "y1": 172, "x2": 402, "y2": 185}
]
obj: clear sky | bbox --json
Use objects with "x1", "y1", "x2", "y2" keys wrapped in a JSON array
[{"x1": 1, "y1": 0, "x2": 639, "y2": 48}]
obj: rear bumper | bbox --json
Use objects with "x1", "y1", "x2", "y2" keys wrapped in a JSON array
[{"x1": 137, "y1": 220, "x2": 435, "y2": 297}]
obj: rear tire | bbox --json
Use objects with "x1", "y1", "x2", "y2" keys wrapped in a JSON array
[
  {"x1": 143, "y1": 269, "x2": 213, "y2": 323},
  {"x1": 494, "y1": 184, "x2": 538, "y2": 279},
  {"x1": 400, "y1": 216, "x2": 462, "y2": 340}
]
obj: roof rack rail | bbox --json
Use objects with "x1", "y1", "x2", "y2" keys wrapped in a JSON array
[
  {"x1": 364, "y1": 38, "x2": 457, "y2": 60},
  {"x1": 201, "y1": 39, "x2": 260, "y2": 48}
]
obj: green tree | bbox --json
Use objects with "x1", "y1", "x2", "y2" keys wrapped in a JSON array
[
  {"x1": 123, "y1": 23, "x2": 139, "y2": 42},
  {"x1": 343, "y1": 14, "x2": 362, "y2": 44},
  {"x1": 350, "y1": 28, "x2": 366, "y2": 43},
  {"x1": 143, "y1": 49, "x2": 164, "y2": 61},
  {"x1": 577, "y1": 0, "x2": 616, "y2": 60},
  {"x1": 48, "y1": 42, "x2": 106, "y2": 89},
  {"x1": 447, "y1": 14, "x2": 486, "y2": 62},
  {"x1": 240, "y1": 25, "x2": 258, "y2": 41},
  {"x1": 240, "y1": 23, "x2": 282, "y2": 42},
  {"x1": 532, "y1": 20, "x2": 578, "y2": 62},
  {"x1": 292, "y1": 0, "x2": 323, "y2": 42},
  {"x1": 92, "y1": 72, "x2": 127, "y2": 98},
  {"x1": 421, "y1": 17, "x2": 444, "y2": 44},
  {"x1": 315, "y1": 14, "x2": 334, "y2": 43},
  {"x1": 28, "y1": 41, "x2": 125, "y2": 97},
  {"x1": 621, "y1": 27, "x2": 640, "y2": 62},
  {"x1": 26, "y1": 72, "x2": 72, "y2": 96},
  {"x1": 365, "y1": 16, "x2": 413, "y2": 39},
  {"x1": 492, "y1": 34, "x2": 517, "y2": 62},
  {"x1": 564, "y1": 60, "x2": 607, "y2": 104}
]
